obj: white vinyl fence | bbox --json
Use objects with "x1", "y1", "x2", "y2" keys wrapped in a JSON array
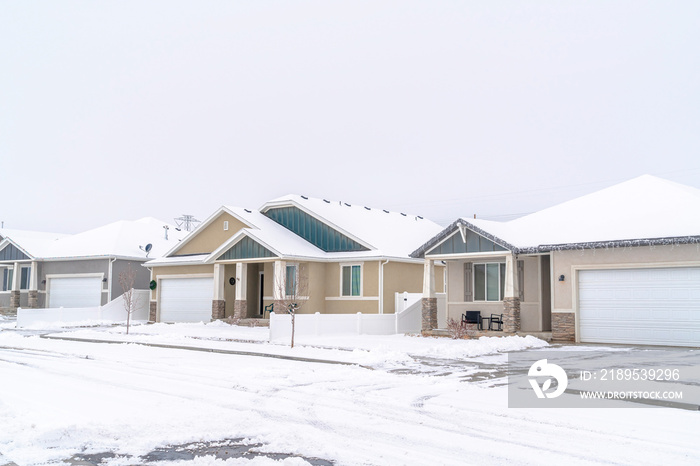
[
  {"x1": 16, "y1": 290, "x2": 150, "y2": 328},
  {"x1": 269, "y1": 292, "x2": 447, "y2": 341}
]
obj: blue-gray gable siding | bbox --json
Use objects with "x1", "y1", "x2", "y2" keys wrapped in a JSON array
[
  {"x1": 0, "y1": 243, "x2": 29, "y2": 261},
  {"x1": 218, "y1": 236, "x2": 276, "y2": 260},
  {"x1": 426, "y1": 229, "x2": 507, "y2": 256},
  {"x1": 264, "y1": 206, "x2": 369, "y2": 252}
]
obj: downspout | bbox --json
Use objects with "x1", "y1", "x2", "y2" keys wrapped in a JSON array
[
  {"x1": 379, "y1": 259, "x2": 389, "y2": 314},
  {"x1": 108, "y1": 257, "x2": 117, "y2": 302}
]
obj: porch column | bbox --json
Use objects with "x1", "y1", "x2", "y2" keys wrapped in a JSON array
[
  {"x1": 272, "y1": 260, "x2": 286, "y2": 313},
  {"x1": 28, "y1": 261, "x2": 38, "y2": 309},
  {"x1": 503, "y1": 254, "x2": 521, "y2": 333},
  {"x1": 10, "y1": 262, "x2": 20, "y2": 310},
  {"x1": 421, "y1": 259, "x2": 437, "y2": 332},
  {"x1": 233, "y1": 262, "x2": 248, "y2": 319},
  {"x1": 212, "y1": 263, "x2": 226, "y2": 320}
]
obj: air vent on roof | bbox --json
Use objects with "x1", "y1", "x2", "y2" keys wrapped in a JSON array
[
  {"x1": 323, "y1": 199, "x2": 330, "y2": 203},
  {"x1": 416, "y1": 216, "x2": 423, "y2": 220},
  {"x1": 364, "y1": 206, "x2": 371, "y2": 210},
  {"x1": 400, "y1": 213, "x2": 407, "y2": 216},
  {"x1": 244, "y1": 209, "x2": 252, "y2": 213},
  {"x1": 301, "y1": 195, "x2": 308, "y2": 200},
  {"x1": 344, "y1": 203, "x2": 351, "y2": 207},
  {"x1": 383, "y1": 209, "x2": 389, "y2": 213}
]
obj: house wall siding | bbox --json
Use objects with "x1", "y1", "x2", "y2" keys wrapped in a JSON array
[
  {"x1": 111, "y1": 260, "x2": 150, "y2": 301},
  {"x1": 174, "y1": 213, "x2": 250, "y2": 256}
]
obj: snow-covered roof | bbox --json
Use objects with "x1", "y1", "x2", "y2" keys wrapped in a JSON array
[
  {"x1": 45, "y1": 217, "x2": 188, "y2": 260},
  {"x1": 0, "y1": 229, "x2": 68, "y2": 259},
  {"x1": 414, "y1": 175, "x2": 700, "y2": 256},
  {"x1": 151, "y1": 196, "x2": 443, "y2": 266},
  {"x1": 1, "y1": 218, "x2": 187, "y2": 261},
  {"x1": 260, "y1": 195, "x2": 443, "y2": 258}
]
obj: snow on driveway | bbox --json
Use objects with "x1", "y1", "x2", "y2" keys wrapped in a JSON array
[{"x1": 0, "y1": 322, "x2": 698, "y2": 465}]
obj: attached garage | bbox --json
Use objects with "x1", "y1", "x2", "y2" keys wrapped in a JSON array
[
  {"x1": 159, "y1": 277, "x2": 213, "y2": 322},
  {"x1": 48, "y1": 276, "x2": 103, "y2": 308},
  {"x1": 578, "y1": 267, "x2": 700, "y2": 347}
]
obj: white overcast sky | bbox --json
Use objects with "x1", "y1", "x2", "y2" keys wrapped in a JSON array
[{"x1": 1, "y1": 1, "x2": 699, "y2": 233}]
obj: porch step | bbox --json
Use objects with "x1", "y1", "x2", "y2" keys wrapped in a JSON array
[
  {"x1": 236, "y1": 318, "x2": 270, "y2": 328},
  {"x1": 423, "y1": 329, "x2": 551, "y2": 341}
]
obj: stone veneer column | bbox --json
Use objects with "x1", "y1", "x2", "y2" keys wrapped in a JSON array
[
  {"x1": 421, "y1": 298, "x2": 437, "y2": 331},
  {"x1": 212, "y1": 300, "x2": 226, "y2": 320},
  {"x1": 28, "y1": 291, "x2": 38, "y2": 309},
  {"x1": 10, "y1": 291, "x2": 20, "y2": 310},
  {"x1": 149, "y1": 301, "x2": 157, "y2": 322},
  {"x1": 503, "y1": 297, "x2": 521, "y2": 333},
  {"x1": 552, "y1": 313, "x2": 575, "y2": 341}
]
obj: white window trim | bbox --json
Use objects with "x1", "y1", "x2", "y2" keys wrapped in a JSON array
[
  {"x1": 285, "y1": 262, "x2": 299, "y2": 298},
  {"x1": 223, "y1": 221, "x2": 229, "y2": 231},
  {"x1": 340, "y1": 263, "x2": 363, "y2": 297},
  {"x1": 20, "y1": 265, "x2": 31, "y2": 290},
  {"x1": 472, "y1": 262, "x2": 505, "y2": 302}
]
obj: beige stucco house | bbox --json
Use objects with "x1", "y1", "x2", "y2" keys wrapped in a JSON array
[
  {"x1": 145, "y1": 195, "x2": 444, "y2": 323},
  {"x1": 412, "y1": 176, "x2": 700, "y2": 347}
]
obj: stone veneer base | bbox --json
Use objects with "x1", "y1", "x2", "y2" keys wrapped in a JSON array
[
  {"x1": 503, "y1": 297, "x2": 521, "y2": 333},
  {"x1": 552, "y1": 313, "x2": 576, "y2": 341},
  {"x1": 212, "y1": 300, "x2": 226, "y2": 320},
  {"x1": 421, "y1": 298, "x2": 437, "y2": 331},
  {"x1": 149, "y1": 301, "x2": 157, "y2": 322},
  {"x1": 28, "y1": 290, "x2": 38, "y2": 309}
]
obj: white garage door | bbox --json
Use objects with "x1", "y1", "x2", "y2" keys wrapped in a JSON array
[
  {"x1": 48, "y1": 276, "x2": 103, "y2": 308},
  {"x1": 579, "y1": 267, "x2": 700, "y2": 347},
  {"x1": 159, "y1": 277, "x2": 213, "y2": 322}
]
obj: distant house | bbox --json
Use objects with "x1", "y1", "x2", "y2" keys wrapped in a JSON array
[
  {"x1": 145, "y1": 195, "x2": 444, "y2": 323},
  {"x1": 0, "y1": 218, "x2": 185, "y2": 311},
  {"x1": 412, "y1": 175, "x2": 700, "y2": 347}
]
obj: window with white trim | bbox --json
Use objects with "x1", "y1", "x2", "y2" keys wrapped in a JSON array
[
  {"x1": 20, "y1": 266, "x2": 31, "y2": 290},
  {"x1": 2, "y1": 268, "x2": 12, "y2": 291},
  {"x1": 473, "y1": 262, "x2": 506, "y2": 302},
  {"x1": 341, "y1": 264, "x2": 362, "y2": 297},
  {"x1": 285, "y1": 264, "x2": 297, "y2": 296}
]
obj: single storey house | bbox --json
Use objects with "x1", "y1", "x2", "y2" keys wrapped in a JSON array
[
  {"x1": 0, "y1": 218, "x2": 185, "y2": 311},
  {"x1": 145, "y1": 195, "x2": 444, "y2": 323},
  {"x1": 412, "y1": 175, "x2": 700, "y2": 347}
]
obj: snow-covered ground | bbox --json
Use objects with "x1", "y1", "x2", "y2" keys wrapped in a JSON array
[{"x1": 0, "y1": 321, "x2": 698, "y2": 465}]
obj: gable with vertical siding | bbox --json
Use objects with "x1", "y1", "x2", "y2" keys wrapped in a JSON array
[
  {"x1": 0, "y1": 243, "x2": 29, "y2": 261},
  {"x1": 426, "y1": 230, "x2": 507, "y2": 256},
  {"x1": 264, "y1": 206, "x2": 369, "y2": 252}
]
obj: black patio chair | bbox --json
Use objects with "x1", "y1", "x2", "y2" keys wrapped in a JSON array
[
  {"x1": 489, "y1": 313, "x2": 503, "y2": 331},
  {"x1": 461, "y1": 311, "x2": 483, "y2": 330}
]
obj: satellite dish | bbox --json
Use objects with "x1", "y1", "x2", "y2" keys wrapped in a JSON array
[{"x1": 139, "y1": 243, "x2": 153, "y2": 257}]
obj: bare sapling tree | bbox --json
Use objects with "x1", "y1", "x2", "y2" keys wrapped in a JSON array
[
  {"x1": 275, "y1": 264, "x2": 309, "y2": 348},
  {"x1": 119, "y1": 263, "x2": 139, "y2": 335}
]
